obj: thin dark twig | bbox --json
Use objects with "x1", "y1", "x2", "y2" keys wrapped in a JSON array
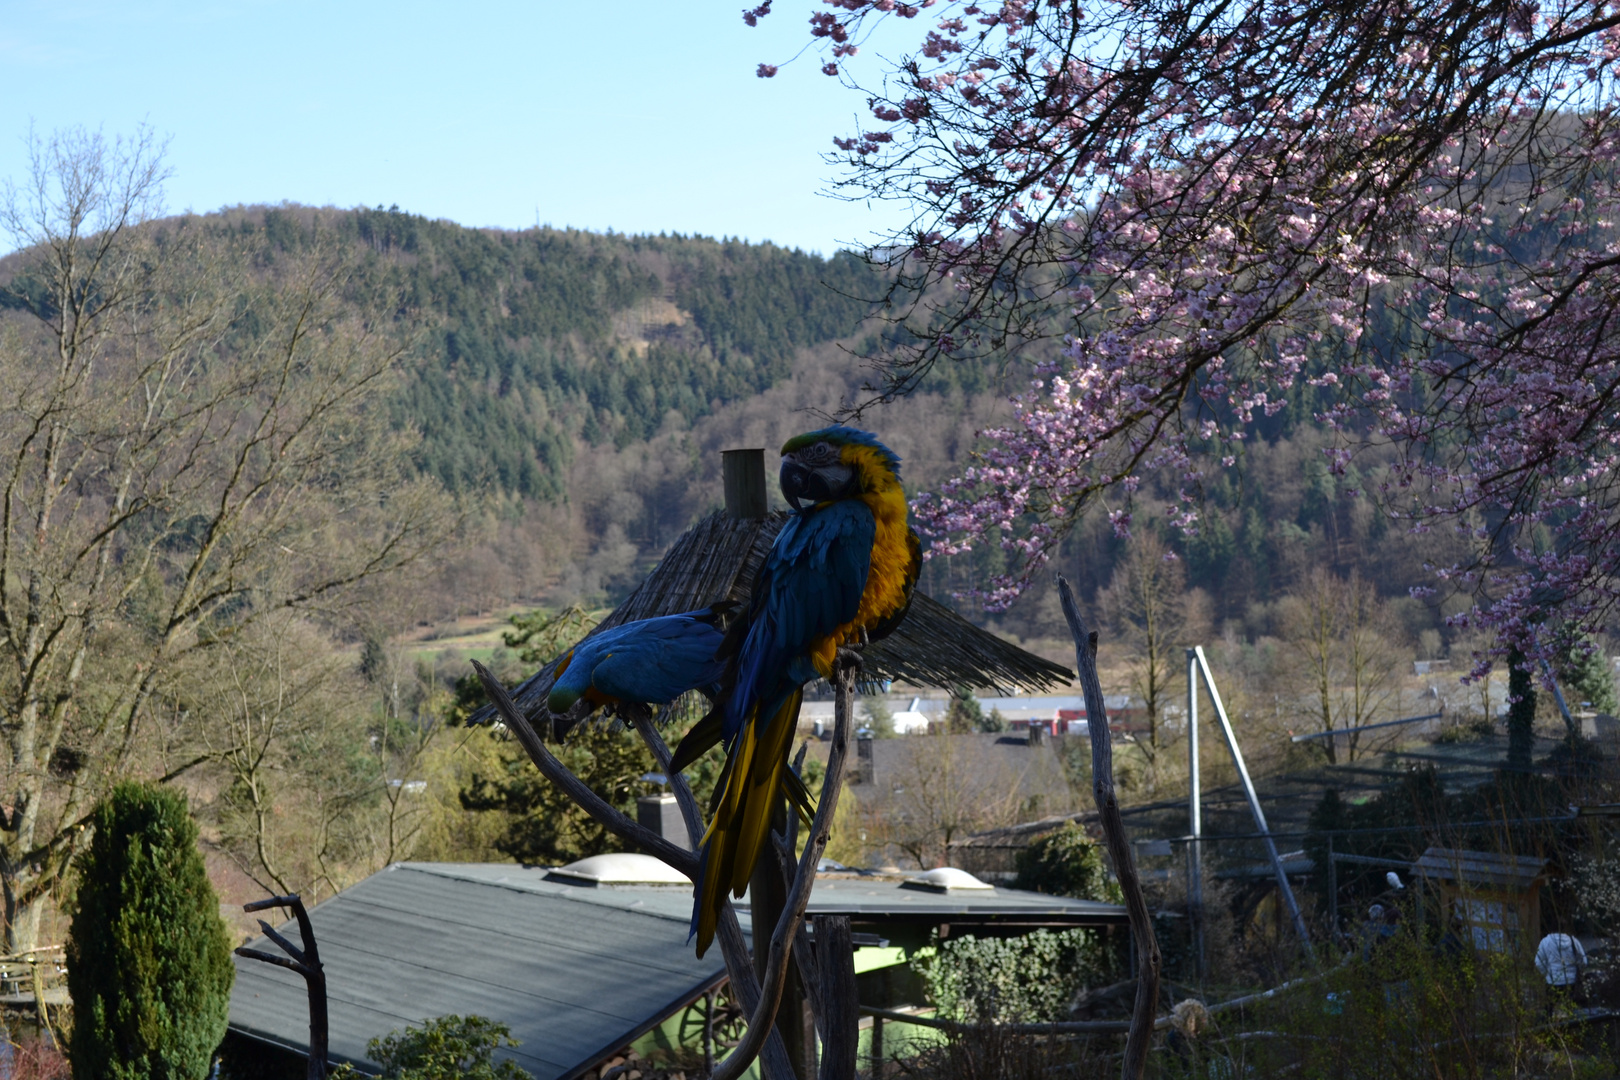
[
  {"x1": 234, "y1": 947, "x2": 306, "y2": 974},
  {"x1": 255, "y1": 920, "x2": 307, "y2": 965}
]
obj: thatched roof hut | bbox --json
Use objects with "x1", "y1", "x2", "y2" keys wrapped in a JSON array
[{"x1": 470, "y1": 458, "x2": 1072, "y2": 728}]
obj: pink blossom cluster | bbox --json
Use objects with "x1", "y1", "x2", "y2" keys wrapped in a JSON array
[{"x1": 754, "y1": 0, "x2": 1620, "y2": 659}]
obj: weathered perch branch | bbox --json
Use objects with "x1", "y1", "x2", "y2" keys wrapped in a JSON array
[
  {"x1": 631, "y1": 712, "x2": 799, "y2": 1080},
  {"x1": 708, "y1": 650, "x2": 857, "y2": 1080},
  {"x1": 1057, "y1": 576, "x2": 1162, "y2": 1080},
  {"x1": 236, "y1": 894, "x2": 328, "y2": 1080},
  {"x1": 474, "y1": 661, "x2": 804, "y2": 1080},
  {"x1": 472, "y1": 662, "x2": 695, "y2": 874},
  {"x1": 812, "y1": 915, "x2": 859, "y2": 1080}
]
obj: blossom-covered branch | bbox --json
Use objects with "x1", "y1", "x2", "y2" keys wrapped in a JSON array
[{"x1": 753, "y1": 0, "x2": 1620, "y2": 654}]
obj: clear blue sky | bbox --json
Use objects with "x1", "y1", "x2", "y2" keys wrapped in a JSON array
[{"x1": 0, "y1": 1, "x2": 914, "y2": 255}]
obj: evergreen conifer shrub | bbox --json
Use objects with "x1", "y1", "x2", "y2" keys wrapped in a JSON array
[
  {"x1": 1557, "y1": 633, "x2": 1619, "y2": 715},
  {"x1": 1013, "y1": 823, "x2": 1123, "y2": 903},
  {"x1": 67, "y1": 781, "x2": 234, "y2": 1080}
]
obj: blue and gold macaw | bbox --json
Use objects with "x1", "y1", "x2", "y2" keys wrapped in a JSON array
[
  {"x1": 671, "y1": 426, "x2": 922, "y2": 956},
  {"x1": 546, "y1": 605, "x2": 733, "y2": 720}
]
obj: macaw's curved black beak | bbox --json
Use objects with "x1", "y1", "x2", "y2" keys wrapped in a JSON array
[
  {"x1": 781, "y1": 459, "x2": 842, "y2": 511},
  {"x1": 780, "y1": 459, "x2": 813, "y2": 511}
]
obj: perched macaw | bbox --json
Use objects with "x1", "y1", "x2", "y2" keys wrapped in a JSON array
[
  {"x1": 672, "y1": 426, "x2": 922, "y2": 956},
  {"x1": 546, "y1": 604, "x2": 734, "y2": 719}
]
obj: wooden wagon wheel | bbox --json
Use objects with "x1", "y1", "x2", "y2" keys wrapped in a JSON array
[{"x1": 677, "y1": 982, "x2": 748, "y2": 1051}]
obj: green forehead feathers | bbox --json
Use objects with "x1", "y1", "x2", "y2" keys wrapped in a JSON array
[{"x1": 780, "y1": 425, "x2": 902, "y2": 477}]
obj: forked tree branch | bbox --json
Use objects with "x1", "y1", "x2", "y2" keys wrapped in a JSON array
[
  {"x1": 709, "y1": 651, "x2": 856, "y2": 1080},
  {"x1": 630, "y1": 712, "x2": 799, "y2": 1080},
  {"x1": 474, "y1": 663, "x2": 811, "y2": 1080},
  {"x1": 470, "y1": 661, "x2": 696, "y2": 876},
  {"x1": 1057, "y1": 576, "x2": 1162, "y2": 1080},
  {"x1": 235, "y1": 893, "x2": 327, "y2": 1080}
]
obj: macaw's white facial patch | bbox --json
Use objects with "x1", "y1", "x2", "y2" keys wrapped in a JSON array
[{"x1": 796, "y1": 441, "x2": 840, "y2": 468}]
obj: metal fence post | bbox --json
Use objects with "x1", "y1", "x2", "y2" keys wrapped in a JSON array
[
  {"x1": 1186, "y1": 647, "x2": 1204, "y2": 981},
  {"x1": 1193, "y1": 647, "x2": 1316, "y2": 963}
]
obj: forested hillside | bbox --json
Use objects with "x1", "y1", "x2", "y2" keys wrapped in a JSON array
[
  {"x1": 227, "y1": 205, "x2": 880, "y2": 500},
  {"x1": 0, "y1": 171, "x2": 1580, "y2": 934},
  {"x1": 14, "y1": 202, "x2": 1479, "y2": 643}
]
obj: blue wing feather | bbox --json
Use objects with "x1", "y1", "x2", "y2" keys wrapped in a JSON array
[
  {"x1": 591, "y1": 623, "x2": 726, "y2": 702},
  {"x1": 722, "y1": 501, "x2": 874, "y2": 741},
  {"x1": 548, "y1": 610, "x2": 727, "y2": 711}
]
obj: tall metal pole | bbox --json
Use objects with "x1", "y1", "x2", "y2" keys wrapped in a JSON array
[
  {"x1": 1192, "y1": 647, "x2": 1316, "y2": 962},
  {"x1": 1538, "y1": 657, "x2": 1579, "y2": 739},
  {"x1": 1185, "y1": 647, "x2": 1204, "y2": 981}
]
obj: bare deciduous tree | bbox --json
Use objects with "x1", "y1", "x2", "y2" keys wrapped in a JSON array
[
  {"x1": 1278, "y1": 570, "x2": 1405, "y2": 763},
  {"x1": 1097, "y1": 531, "x2": 1209, "y2": 787},
  {"x1": 0, "y1": 127, "x2": 450, "y2": 949},
  {"x1": 887, "y1": 732, "x2": 1031, "y2": 869},
  {"x1": 175, "y1": 615, "x2": 385, "y2": 903}
]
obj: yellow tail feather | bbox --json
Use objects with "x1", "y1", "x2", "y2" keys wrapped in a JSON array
[{"x1": 691, "y1": 689, "x2": 804, "y2": 958}]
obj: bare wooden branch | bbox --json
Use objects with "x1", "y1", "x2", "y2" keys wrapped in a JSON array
[
  {"x1": 771, "y1": 797, "x2": 839, "y2": 1071},
  {"x1": 243, "y1": 894, "x2": 303, "y2": 914},
  {"x1": 483, "y1": 661, "x2": 819, "y2": 1080},
  {"x1": 486, "y1": 663, "x2": 812, "y2": 1079},
  {"x1": 472, "y1": 661, "x2": 698, "y2": 876},
  {"x1": 631, "y1": 712, "x2": 800, "y2": 1080},
  {"x1": 234, "y1": 893, "x2": 328, "y2": 1080},
  {"x1": 709, "y1": 653, "x2": 857, "y2": 1080},
  {"x1": 234, "y1": 947, "x2": 307, "y2": 974},
  {"x1": 1057, "y1": 576, "x2": 1161, "y2": 1080},
  {"x1": 752, "y1": 784, "x2": 812, "y2": 1076},
  {"x1": 255, "y1": 920, "x2": 307, "y2": 966}
]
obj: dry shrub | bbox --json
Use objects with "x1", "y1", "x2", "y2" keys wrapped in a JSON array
[
  {"x1": 894, "y1": 1025, "x2": 1107, "y2": 1080},
  {"x1": 1176, "y1": 932, "x2": 1619, "y2": 1080},
  {"x1": 1143, "y1": 867, "x2": 1257, "y2": 990},
  {"x1": 4, "y1": 1038, "x2": 70, "y2": 1080}
]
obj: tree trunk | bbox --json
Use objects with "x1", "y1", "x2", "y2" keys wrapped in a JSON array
[{"x1": 1507, "y1": 648, "x2": 1536, "y2": 773}]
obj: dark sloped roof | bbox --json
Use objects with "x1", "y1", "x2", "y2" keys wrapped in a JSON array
[
  {"x1": 228, "y1": 863, "x2": 725, "y2": 1078},
  {"x1": 228, "y1": 862, "x2": 1129, "y2": 1075},
  {"x1": 1412, "y1": 847, "x2": 1549, "y2": 890},
  {"x1": 470, "y1": 511, "x2": 1072, "y2": 726}
]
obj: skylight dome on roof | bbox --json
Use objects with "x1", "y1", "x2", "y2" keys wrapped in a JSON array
[
  {"x1": 546, "y1": 853, "x2": 689, "y2": 886},
  {"x1": 903, "y1": 867, "x2": 994, "y2": 892}
]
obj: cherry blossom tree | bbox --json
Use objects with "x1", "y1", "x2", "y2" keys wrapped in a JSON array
[{"x1": 751, "y1": 0, "x2": 1620, "y2": 661}]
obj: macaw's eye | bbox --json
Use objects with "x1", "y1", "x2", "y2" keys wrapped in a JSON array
[{"x1": 802, "y1": 441, "x2": 838, "y2": 466}]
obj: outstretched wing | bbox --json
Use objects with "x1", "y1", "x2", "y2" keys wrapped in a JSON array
[{"x1": 551, "y1": 605, "x2": 731, "y2": 714}]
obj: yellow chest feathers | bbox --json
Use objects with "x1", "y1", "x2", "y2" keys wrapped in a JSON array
[{"x1": 809, "y1": 445, "x2": 916, "y2": 677}]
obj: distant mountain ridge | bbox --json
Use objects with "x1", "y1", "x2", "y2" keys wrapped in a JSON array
[{"x1": 0, "y1": 201, "x2": 1485, "y2": 631}]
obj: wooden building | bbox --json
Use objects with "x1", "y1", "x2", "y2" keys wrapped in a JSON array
[{"x1": 1412, "y1": 846, "x2": 1549, "y2": 952}]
